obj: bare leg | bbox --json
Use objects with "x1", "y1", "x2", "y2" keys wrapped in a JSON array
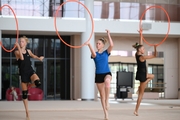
[
  {"x1": 136, "y1": 74, "x2": 154, "y2": 94},
  {"x1": 145, "y1": 74, "x2": 154, "y2": 85},
  {"x1": 96, "y1": 83, "x2": 108, "y2": 120},
  {"x1": 21, "y1": 83, "x2": 30, "y2": 120},
  {"x1": 134, "y1": 82, "x2": 146, "y2": 116},
  {"x1": 134, "y1": 74, "x2": 154, "y2": 116},
  {"x1": 104, "y1": 75, "x2": 112, "y2": 111},
  {"x1": 29, "y1": 74, "x2": 40, "y2": 88}
]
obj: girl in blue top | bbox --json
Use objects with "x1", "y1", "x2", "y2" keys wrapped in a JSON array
[{"x1": 87, "y1": 29, "x2": 113, "y2": 120}]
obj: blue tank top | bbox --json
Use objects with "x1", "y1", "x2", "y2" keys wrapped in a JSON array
[{"x1": 93, "y1": 50, "x2": 110, "y2": 74}]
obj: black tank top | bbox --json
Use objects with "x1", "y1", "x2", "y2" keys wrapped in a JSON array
[
  {"x1": 18, "y1": 49, "x2": 32, "y2": 74},
  {"x1": 135, "y1": 53, "x2": 147, "y2": 73}
]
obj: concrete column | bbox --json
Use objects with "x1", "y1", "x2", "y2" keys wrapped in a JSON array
[
  {"x1": 178, "y1": 38, "x2": 180, "y2": 99},
  {"x1": 164, "y1": 39, "x2": 179, "y2": 98},
  {"x1": 81, "y1": 0, "x2": 95, "y2": 100},
  {"x1": 0, "y1": 30, "x2": 2, "y2": 100}
]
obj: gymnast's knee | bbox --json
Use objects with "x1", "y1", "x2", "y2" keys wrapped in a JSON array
[
  {"x1": 22, "y1": 90, "x2": 28, "y2": 99},
  {"x1": 34, "y1": 80, "x2": 41, "y2": 87},
  {"x1": 105, "y1": 79, "x2": 111, "y2": 88}
]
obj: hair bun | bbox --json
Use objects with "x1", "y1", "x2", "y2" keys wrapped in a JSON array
[
  {"x1": 132, "y1": 42, "x2": 139, "y2": 49},
  {"x1": 99, "y1": 37, "x2": 107, "y2": 44}
]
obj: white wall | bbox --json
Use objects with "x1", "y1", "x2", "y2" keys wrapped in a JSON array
[{"x1": 0, "y1": 17, "x2": 180, "y2": 37}]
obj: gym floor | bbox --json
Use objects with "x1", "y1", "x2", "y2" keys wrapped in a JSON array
[{"x1": 0, "y1": 99, "x2": 180, "y2": 120}]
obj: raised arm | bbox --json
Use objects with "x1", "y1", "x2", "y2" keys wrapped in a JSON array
[
  {"x1": 14, "y1": 42, "x2": 24, "y2": 60},
  {"x1": 138, "y1": 29, "x2": 143, "y2": 45},
  {"x1": 140, "y1": 45, "x2": 157, "y2": 61},
  {"x1": 27, "y1": 49, "x2": 44, "y2": 62},
  {"x1": 87, "y1": 43, "x2": 96, "y2": 58},
  {"x1": 106, "y1": 29, "x2": 113, "y2": 53}
]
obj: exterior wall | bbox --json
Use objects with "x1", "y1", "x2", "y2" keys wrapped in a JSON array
[
  {"x1": 0, "y1": 17, "x2": 180, "y2": 37},
  {"x1": 73, "y1": 35, "x2": 179, "y2": 99},
  {"x1": 0, "y1": 17, "x2": 180, "y2": 99}
]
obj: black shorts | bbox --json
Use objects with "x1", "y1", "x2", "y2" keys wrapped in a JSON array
[
  {"x1": 135, "y1": 71, "x2": 147, "y2": 82},
  {"x1": 19, "y1": 69, "x2": 36, "y2": 83},
  {"x1": 95, "y1": 72, "x2": 112, "y2": 83}
]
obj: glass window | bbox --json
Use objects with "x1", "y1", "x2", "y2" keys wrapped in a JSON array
[
  {"x1": 55, "y1": 39, "x2": 61, "y2": 57},
  {"x1": 33, "y1": 38, "x2": 43, "y2": 56},
  {"x1": 45, "y1": 38, "x2": 54, "y2": 58},
  {"x1": 2, "y1": 38, "x2": 10, "y2": 57},
  {"x1": 26, "y1": 38, "x2": 33, "y2": 50},
  {"x1": 47, "y1": 59, "x2": 55, "y2": 99},
  {"x1": 1, "y1": 35, "x2": 70, "y2": 100}
]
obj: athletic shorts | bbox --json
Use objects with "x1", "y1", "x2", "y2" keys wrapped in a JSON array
[
  {"x1": 19, "y1": 69, "x2": 36, "y2": 83},
  {"x1": 95, "y1": 72, "x2": 112, "y2": 83},
  {"x1": 135, "y1": 71, "x2": 147, "y2": 83}
]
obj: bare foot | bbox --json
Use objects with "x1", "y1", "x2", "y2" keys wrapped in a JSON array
[
  {"x1": 134, "y1": 111, "x2": 138, "y2": 116},
  {"x1": 104, "y1": 110, "x2": 109, "y2": 120},
  {"x1": 26, "y1": 117, "x2": 30, "y2": 120}
]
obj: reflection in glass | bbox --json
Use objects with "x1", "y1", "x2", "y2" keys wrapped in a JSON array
[
  {"x1": 2, "y1": 38, "x2": 10, "y2": 57},
  {"x1": 1, "y1": 35, "x2": 71, "y2": 100},
  {"x1": 33, "y1": 38, "x2": 43, "y2": 56},
  {"x1": 45, "y1": 38, "x2": 54, "y2": 58},
  {"x1": 1, "y1": 0, "x2": 179, "y2": 21},
  {"x1": 47, "y1": 60, "x2": 55, "y2": 99}
]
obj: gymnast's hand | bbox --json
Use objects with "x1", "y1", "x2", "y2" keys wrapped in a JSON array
[
  {"x1": 15, "y1": 42, "x2": 20, "y2": 49},
  {"x1": 39, "y1": 56, "x2": 44, "y2": 62},
  {"x1": 85, "y1": 40, "x2": 90, "y2": 46},
  {"x1": 105, "y1": 29, "x2": 110, "y2": 33}
]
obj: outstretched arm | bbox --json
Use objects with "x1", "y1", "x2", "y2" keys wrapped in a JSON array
[
  {"x1": 140, "y1": 45, "x2": 157, "y2": 61},
  {"x1": 138, "y1": 29, "x2": 143, "y2": 45},
  {"x1": 87, "y1": 43, "x2": 96, "y2": 58},
  {"x1": 28, "y1": 50, "x2": 44, "y2": 62},
  {"x1": 106, "y1": 29, "x2": 114, "y2": 54}
]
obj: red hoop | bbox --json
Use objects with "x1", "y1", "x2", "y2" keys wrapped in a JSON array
[
  {"x1": 54, "y1": 0, "x2": 94, "y2": 48},
  {"x1": 139, "y1": 5, "x2": 170, "y2": 46},
  {"x1": 0, "y1": 4, "x2": 19, "y2": 52}
]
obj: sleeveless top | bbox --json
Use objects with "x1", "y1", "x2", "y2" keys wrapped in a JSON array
[
  {"x1": 135, "y1": 53, "x2": 147, "y2": 73},
  {"x1": 17, "y1": 49, "x2": 32, "y2": 74},
  {"x1": 93, "y1": 50, "x2": 110, "y2": 74}
]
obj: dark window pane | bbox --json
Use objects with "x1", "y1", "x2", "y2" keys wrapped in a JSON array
[
  {"x1": 45, "y1": 39, "x2": 54, "y2": 58},
  {"x1": 47, "y1": 59, "x2": 54, "y2": 99},
  {"x1": 2, "y1": 38, "x2": 10, "y2": 57},
  {"x1": 26, "y1": 38, "x2": 33, "y2": 50},
  {"x1": 33, "y1": 38, "x2": 43, "y2": 56}
]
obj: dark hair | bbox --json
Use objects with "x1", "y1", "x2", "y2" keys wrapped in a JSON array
[
  {"x1": 99, "y1": 37, "x2": 107, "y2": 44},
  {"x1": 132, "y1": 43, "x2": 143, "y2": 51}
]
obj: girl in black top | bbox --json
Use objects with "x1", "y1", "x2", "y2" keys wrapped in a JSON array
[
  {"x1": 132, "y1": 36, "x2": 157, "y2": 116},
  {"x1": 14, "y1": 36, "x2": 44, "y2": 120}
]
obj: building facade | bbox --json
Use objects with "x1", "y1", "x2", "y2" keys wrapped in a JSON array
[{"x1": 0, "y1": 0, "x2": 180, "y2": 100}]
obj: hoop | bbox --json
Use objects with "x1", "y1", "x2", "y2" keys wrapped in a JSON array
[
  {"x1": 54, "y1": 0, "x2": 94, "y2": 48},
  {"x1": 0, "y1": 4, "x2": 19, "y2": 52},
  {"x1": 139, "y1": 5, "x2": 170, "y2": 46}
]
